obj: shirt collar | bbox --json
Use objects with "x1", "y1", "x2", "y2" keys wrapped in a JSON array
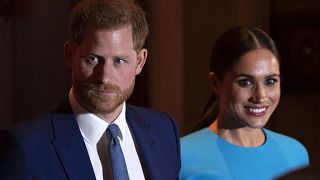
[{"x1": 69, "y1": 88, "x2": 127, "y2": 146}]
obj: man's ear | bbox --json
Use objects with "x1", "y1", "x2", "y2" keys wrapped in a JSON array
[
  {"x1": 209, "y1": 72, "x2": 219, "y2": 95},
  {"x1": 135, "y1": 48, "x2": 148, "y2": 75},
  {"x1": 64, "y1": 41, "x2": 75, "y2": 69}
]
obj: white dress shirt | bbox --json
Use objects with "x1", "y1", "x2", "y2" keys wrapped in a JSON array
[{"x1": 69, "y1": 89, "x2": 145, "y2": 180}]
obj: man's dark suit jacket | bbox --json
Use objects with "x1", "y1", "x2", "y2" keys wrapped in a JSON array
[{"x1": 0, "y1": 100, "x2": 181, "y2": 180}]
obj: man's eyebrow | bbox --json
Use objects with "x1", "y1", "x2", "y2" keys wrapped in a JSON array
[{"x1": 235, "y1": 73, "x2": 280, "y2": 78}]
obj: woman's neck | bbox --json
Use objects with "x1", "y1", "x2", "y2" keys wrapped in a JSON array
[{"x1": 209, "y1": 120, "x2": 265, "y2": 147}]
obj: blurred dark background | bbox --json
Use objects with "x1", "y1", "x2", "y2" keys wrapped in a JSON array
[{"x1": 1, "y1": 0, "x2": 320, "y2": 166}]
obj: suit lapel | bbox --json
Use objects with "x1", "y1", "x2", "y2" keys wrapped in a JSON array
[
  {"x1": 51, "y1": 100, "x2": 96, "y2": 180},
  {"x1": 126, "y1": 105, "x2": 166, "y2": 180}
]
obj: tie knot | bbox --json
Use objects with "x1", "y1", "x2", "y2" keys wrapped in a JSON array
[{"x1": 107, "y1": 124, "x2": 119, "y2": 139}]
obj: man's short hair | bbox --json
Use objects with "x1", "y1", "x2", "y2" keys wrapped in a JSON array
[{"x1": 69, "y1": 0, "x2": 149, "y2": 51}]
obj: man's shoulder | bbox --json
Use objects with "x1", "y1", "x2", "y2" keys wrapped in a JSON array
[
  {"x1": 4, "y1": 114, "x2": 45, "y2": 133},
  {"x1": 1, "y1": 113, "x2": 58, "y2": 143},
  {"x1": 126, "y1": 104, "x2": 172, "y2": 119},
  {"x1": 0, "y1": 114, "x2": 57, "y2": 155},
  {"x1": 126, "y1": 103, "x2": 178, "y2": 131}
]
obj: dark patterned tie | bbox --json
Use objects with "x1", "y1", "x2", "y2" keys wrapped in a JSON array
[{"x1": 107, "y1": 124, "x2": 130, "y2": 180}]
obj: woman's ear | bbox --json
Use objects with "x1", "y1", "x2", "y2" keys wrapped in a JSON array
[
  {"x1": 64, "y1": 41, "x2": 75, "y2": 69},
  {"x1": 208, "y1": 72, "x2": 219, "y2": 94}
]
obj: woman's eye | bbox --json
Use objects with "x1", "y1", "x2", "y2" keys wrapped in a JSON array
[
  {"x1": 84, "y1": 55, "x2": 99, "y2": 65},
  {"x1": 265, "y1": 78, "x2": 278, "y2": 86},
  {"x1": 236, "y1": 79, "x2": 253, "y2": 87}
]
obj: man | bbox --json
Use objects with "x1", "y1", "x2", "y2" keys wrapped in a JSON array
[{"x1": 0, "y1": 0, "x2": 181, "y2": 179}]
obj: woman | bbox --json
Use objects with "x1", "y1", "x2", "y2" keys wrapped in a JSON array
[{"x1": 180, "y1": 27, "x2": 309, "y2": 180}]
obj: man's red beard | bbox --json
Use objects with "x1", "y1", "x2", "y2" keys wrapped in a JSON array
[{"x1": 73, "y1": 80, "x2": 135, "y2": 114}]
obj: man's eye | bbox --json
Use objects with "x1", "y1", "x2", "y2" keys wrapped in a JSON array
[
  {"x1": 114, "y1": 57, "x2": 127, "y2": 64},
  {"x1": 265, "y1": 78, "x2": 278, "y2": 86},
  {"x1": 84, "y1": 55, "x2": 99, "y2": 65},
  {"x1": 236, "y1": 79, "x2": 253, "y2": 87}
]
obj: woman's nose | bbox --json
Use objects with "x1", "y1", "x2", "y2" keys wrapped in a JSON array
[{"x1": 251, "y1": 84, "x2": 267, "y2": 103}]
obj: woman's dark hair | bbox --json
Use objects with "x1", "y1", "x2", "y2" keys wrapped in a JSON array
[{"x1": 193, "y1": 26, "x2": 280, "y2": 132}]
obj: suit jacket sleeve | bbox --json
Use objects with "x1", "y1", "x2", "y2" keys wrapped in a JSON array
[
  {"x1": 0, "y1": 130, "x2": 31, "y2": 180},
  {"x1": 167, "y1": 112, "x2": 181, "y2": 178}
]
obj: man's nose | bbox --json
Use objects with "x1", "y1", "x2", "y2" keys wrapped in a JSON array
[{"x1": 94, "y1": 62, "x2": 114, "y2": 83}]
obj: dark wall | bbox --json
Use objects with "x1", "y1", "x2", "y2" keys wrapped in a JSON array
[
  {"x1": 0, "y1": 0, "x2": 70, "y2": 126},
  {"x1": 270, "y1": 1, "x2": 320, "y2": 167},
  {"x1": 0, "y1": 0, "x2": 15, "y2": 128}
]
